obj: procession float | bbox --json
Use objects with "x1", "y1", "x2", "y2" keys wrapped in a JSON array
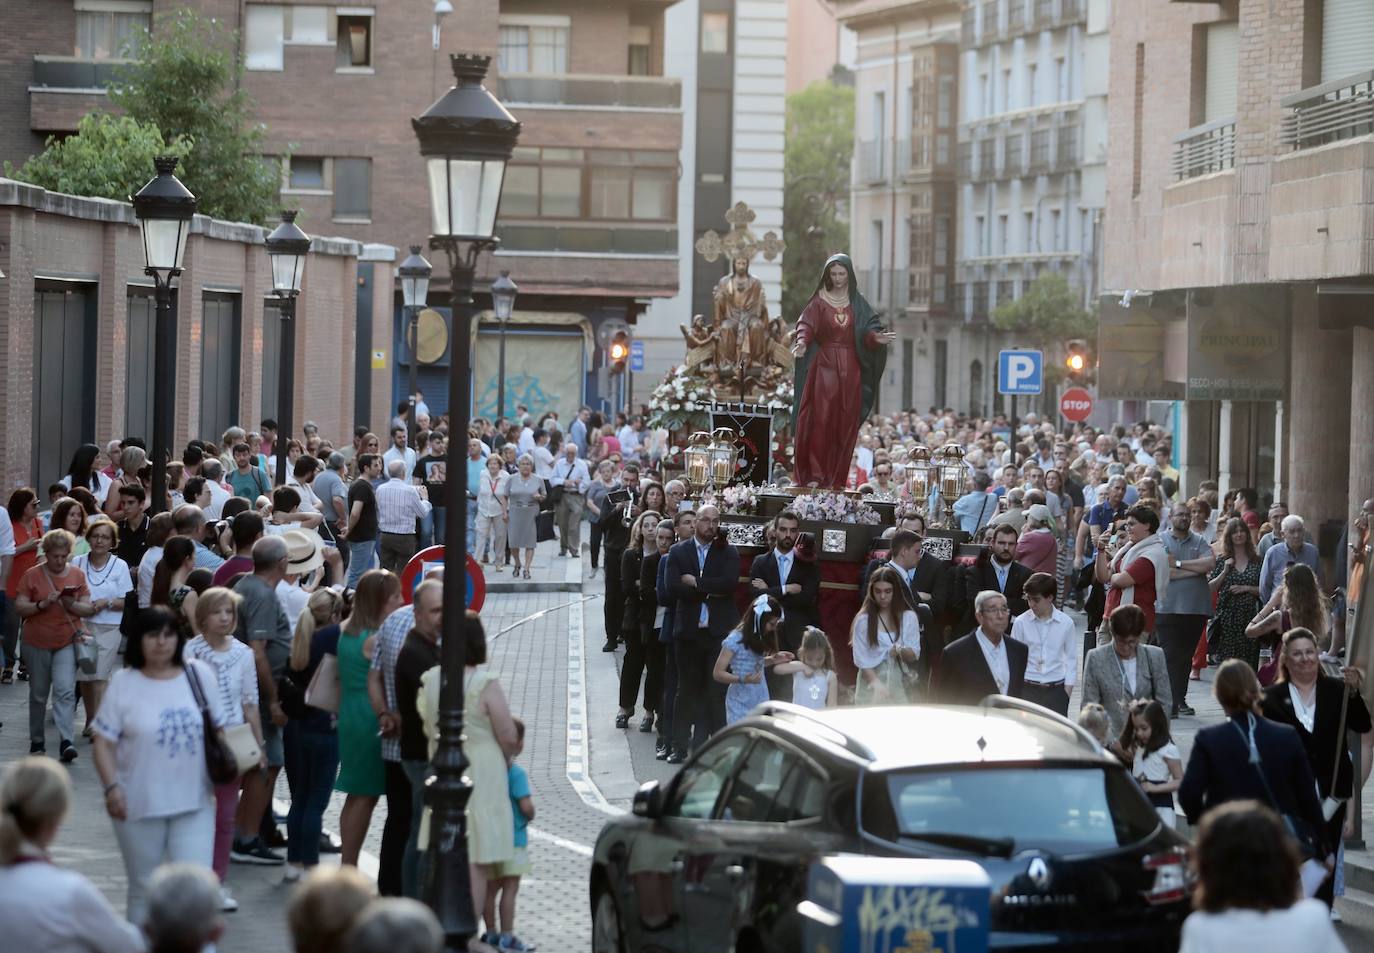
[{"x1": 647, "y1": 203, "x2": 976, "y2": 683}]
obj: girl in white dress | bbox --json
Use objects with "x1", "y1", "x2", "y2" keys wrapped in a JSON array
[{"x1": 773, "y1": 628, "x2": 838, "y2": 710}]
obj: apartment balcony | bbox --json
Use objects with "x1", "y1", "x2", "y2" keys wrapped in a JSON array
[
  {"x1": 491, "y1": 221, "x2": 679, "y2": 297},
  {"x1": 1171, "y1": 117, "x2": 1236, "y2": 180},
  {"x1": 1160, "y1": 154, "x2": 1236, "y2": 289},
  {"x1": 500, "y1": 73, "x2": 683, "y2": 154},
  {"x1": 495, "y1": 73, "x2": 681, "y2": 110},
  {"x1": 1269, "y1": 75, "x2": 1374, "y2": 281},
  {"x1": 29, "y1": 55, "x2": 121, "y2": 133}
]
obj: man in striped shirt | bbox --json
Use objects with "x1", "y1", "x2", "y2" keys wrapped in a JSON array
[{"x1": 376, "y1": 460, "x2": 431, "y2": 573}]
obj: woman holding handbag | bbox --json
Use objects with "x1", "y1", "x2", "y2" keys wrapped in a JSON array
[
  {"x1": 14, "y1": 528, "x2": 97, "y2": 762},
  {"x1": 185, "y1": 587, "x2": 265, "y2": 910},
  {"x1": 850, "y1": 566, "x2": 921, "y2": 705},
  {"x1": 281, "y1": 588, "x2": 345, "y2": 883},
  {"x1": 71, "y1": 518, "x2": 132, "y2": 738},
  {"x1": 92, "y1": 607, "x2": 224, "y2": 925}
]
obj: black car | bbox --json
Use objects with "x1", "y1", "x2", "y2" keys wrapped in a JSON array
[{"x1": 590, "y1": 697, "x2": 1191, "y2": 953}]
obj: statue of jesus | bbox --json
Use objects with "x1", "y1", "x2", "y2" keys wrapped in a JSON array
[{"x1": 711, "y1": 255, "x2": 769, "y2": 377}]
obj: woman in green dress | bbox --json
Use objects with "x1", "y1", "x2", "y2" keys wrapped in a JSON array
[
  {"x1": 334, "y1": 568, "x2": 402, "y2": 867},
  {"x1": 1207, "y1": 517, "x2": 1263, "y2": 669}
]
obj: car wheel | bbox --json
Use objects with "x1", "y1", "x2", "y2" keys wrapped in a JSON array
[{"x1": 592, "y1": 886, "x2": 624, "y2": 953}]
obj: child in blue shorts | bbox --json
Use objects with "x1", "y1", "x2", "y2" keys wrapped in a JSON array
[{"x1": 483, "y1": 717, "x2": 536, "y2": 952}]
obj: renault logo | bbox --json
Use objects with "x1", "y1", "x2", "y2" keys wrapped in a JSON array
[{"x1": 1027, "y1": 857, "x2": 1051, "y2": 890}]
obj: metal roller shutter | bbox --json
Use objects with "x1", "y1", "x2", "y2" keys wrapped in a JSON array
[
  {"x1": 1204, "y1": 22, "x2": 1238, "y2": 122},
  {"x1": 1322, "y1": 0, "x2": 1374, "y2": 85}
]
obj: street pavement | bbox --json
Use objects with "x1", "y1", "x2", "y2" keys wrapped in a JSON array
[{"x1": 3, "y1": 537, "x2": 1373, "y2": 950}]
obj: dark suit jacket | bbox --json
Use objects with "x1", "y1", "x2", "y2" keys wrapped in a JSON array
[
  {"x1": 859, "y1": 553, "x2": 950, "y2": 619},
  {"x1": 1262, "y1": 677, "x2": 1373, "y2": 800},
  {"x1": 749, "y1": 550, "x2": 819, "y2": 652},
  {"x1": 655, "y1": 555, "x2": 675, "y2": 643},
  {"x1": 1178, "y1": 714, "x2": 1326, "y2": 848},
  {"x1": 931, "y1": 630, "x2": 1028, "y2": 706},
  {"x1": 957, "y1": 559, "x2": 1031, "y2": 634},
  {"x1": 667, "y1": 537, "x2": 741, "y2": 641}
]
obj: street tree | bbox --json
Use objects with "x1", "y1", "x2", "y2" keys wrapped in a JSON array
[
  {"x1": 110, "y1": 9, "x2": 280, "y2": 224},
  {"x1": 782, "y1": 78, "x2": 854, "y2": 321},
  {"x1": 991, "y1": 272, "x2": 1098, "y2": 386},
  {"x1": 5, "y1": 113, "x2": 190, "y2": 202}
]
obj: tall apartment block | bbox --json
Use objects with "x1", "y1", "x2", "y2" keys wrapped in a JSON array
[
  {"x1": 833, "y1": 0, "x2": 969, "y2": 415},
  {"x1": 956, "y1": 0, "x2": 1098, "y2": 415}
]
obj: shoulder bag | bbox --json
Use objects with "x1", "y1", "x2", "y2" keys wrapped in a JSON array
[
  {"x1": 44, "y1": 571, "x2": 98, "y2": 676},
  {"x1": 184, "y1": 663, "x2": 245, "y2": 784},
  {"x1": 1233, "y1": 716, "x2": 1322, "y2": 862},
  {"x1": 304, "y1": 651, "x2": 341, "y2": 713}
]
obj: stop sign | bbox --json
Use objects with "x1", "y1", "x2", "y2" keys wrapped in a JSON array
[{"x1": 1060, "y1": 386, "x2": 1094, "y2": 422}]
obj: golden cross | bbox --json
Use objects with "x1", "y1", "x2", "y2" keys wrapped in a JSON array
[{"x1": 695, "y1": 201, "x2": 786, "y2": 266}]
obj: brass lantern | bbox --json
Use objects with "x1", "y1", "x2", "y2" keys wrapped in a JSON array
[
  {"x1": 684, "y1": 432, "x2": 713, "y2": 491},
  {"x1": 936, "y1": 443, "x2": 968, "y2": 526},
  {"x1": 905, "y1": 446, "x2": 932, "y2": 504},
  {"x1": 709, "y1": 427, "x2": 737, "y2": 486}
]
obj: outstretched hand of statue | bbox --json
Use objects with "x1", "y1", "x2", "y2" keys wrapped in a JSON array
[{"x1": 876, "y1": 329, "x2": 897, "y2": 346}]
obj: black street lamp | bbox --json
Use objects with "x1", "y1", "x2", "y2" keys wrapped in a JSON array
[
  {"x1": 131, "y1": 156, "x2": 197, "y2": 515},
  {"x1": 264, "y1": 210, "x2": 312, "y2": 488},
  {"x1": 490, "y1": 270, "x2": 518, "y2": 420},
  {"x1": 399, "y1": 245, "x2": 434, "y2": 448},
  {"x1": 412, "y1": 52, "x2": 520, "y2": 947}
]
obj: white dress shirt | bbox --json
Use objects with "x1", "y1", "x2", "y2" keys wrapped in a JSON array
[
  {"x1": 975, "y1": 629, "x2": 1011, "y2": 695},
  {"x1": 531, "y1": 445, "x2": 556, "y2": 480},
  {"x1": 550, "y1": 457, "x2": 591, "y2": 493},
  {"x1": 0, "y1": 507, "x2": 14, "y2": 558},
  {"x1": 1009, "y1": 607, "x2": 1078, "y2": 686},
  {"x1": 383, "y1": 445, "x2": 417, "y2": 476},
  {"x1": 695, "y1": 539, "x2": 711, "y2": 626},
  {"x1": 375, "y1": 476, "x2": 432, "y2": 534}
]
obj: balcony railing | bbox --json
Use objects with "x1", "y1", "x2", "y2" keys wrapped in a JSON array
[
  {"x1": 1171, "y1": 117, "x2": 1236, "y2": 180},
  {"x1": 495, "y1": 72, "x2": 681, "y2": 109},
  {"x1": 32, "y1": 55, "x2": 127, "y2": 89},
  {"x1": 1280, "y1": 70, "x2": 1374, "y2": 150},
  {"x1": 496, "y1": 222, "x2": 677, "y2": 255}
]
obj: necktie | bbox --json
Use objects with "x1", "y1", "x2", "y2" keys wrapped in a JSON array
[
  {"x1": 698, "y1": 544, "x2": 709, "y2": 627},
  {"x1": 779, "y1": 554, "x2": 789, "y2": 585}
]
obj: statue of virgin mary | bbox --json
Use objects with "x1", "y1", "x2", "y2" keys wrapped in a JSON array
[{"x1": 790, "y1": 254, "x2": 894, "y2": 489}]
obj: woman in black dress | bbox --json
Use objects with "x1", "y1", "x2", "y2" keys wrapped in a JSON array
[
  {"x1": 1261, "y1": 627, "x2": 1372, "y2": 906},
  {"x1": 615, "y1": 510, "x2": 661, "y2": 729}
]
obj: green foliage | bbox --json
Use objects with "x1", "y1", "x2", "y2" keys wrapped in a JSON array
[
  {"x1": 991, "y1": 272, "x2": 1098, "y2": 385},
  {"x1": 110, "y1": 10, "x2": 280, "y2": 224},
  {"x1": 5, "y1": 113, "x2": 190, "y2": 200},
  {"x1": 782, "y1": 81, "x2": 854, "y2": 321}
]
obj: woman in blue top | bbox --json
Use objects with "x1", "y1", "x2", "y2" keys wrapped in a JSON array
[{"x1": 713, "y1": 594, "x2": 792, "y2": 724}]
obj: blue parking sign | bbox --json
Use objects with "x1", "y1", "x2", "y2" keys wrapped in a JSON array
[
  {"x1": 630, "y1": 340, "x2": 645, "y2": 373},
  {"x1": 998, "y1": 349, "x2": 1043, "y2": 395}
]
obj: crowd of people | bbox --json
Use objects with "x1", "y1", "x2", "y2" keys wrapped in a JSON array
[
  {"x1": 0, "y1": 414, "x2": 553, "y2": 953},
  {"x1": 0, "y1": 400, "x2": 1371, "y2": 948}
]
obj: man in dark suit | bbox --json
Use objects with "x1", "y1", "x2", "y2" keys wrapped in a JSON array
[
  {"x1": 932, "y1": 591, "x2": 1028, "y2": 705},
  {"x1": 665, "y1": 504, "x2": 740, "y2": 763},
  {"x1": 750, "y1": 509, "x2": 819, "y2": 702},
  {"x1": 957, "y1": 523, "x2": 1031, "y2": 634},
  {"x1": 860, "y1": 525, "x2": 950, "y2": 679}
]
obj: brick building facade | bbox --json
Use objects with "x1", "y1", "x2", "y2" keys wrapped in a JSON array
[
  {"x1": 2, "y1": 0, "x2": 686, "y2": 429},
  {"x1": 1102, "y1": 0, "x2": 1374, "y2": 541},
  {"x1": 0, "y1": 178, "x2": 370, "y2": 490}
]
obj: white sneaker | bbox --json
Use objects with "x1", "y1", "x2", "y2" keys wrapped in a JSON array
[
  {"x1": 219, "y1": 887, "x2": 239, "y2": 912},
  {"x1": 283, "y1": 863, "x2": 304, "y2": 883}
]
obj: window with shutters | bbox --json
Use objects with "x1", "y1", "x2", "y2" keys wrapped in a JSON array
[
  {"x1": 1203, "y1": 21, "x2": 1238, "y2": 123},
  {"x1": 1322, "y1": 0, "x2": 1374, "y2": 84},
  {"x1": 245, "y1": 4, "x2": 285, "y2": 70}
]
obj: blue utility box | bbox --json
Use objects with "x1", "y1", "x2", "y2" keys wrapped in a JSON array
[{"x1": 799, "y1": 855, "x2": 991, "y2": 953}]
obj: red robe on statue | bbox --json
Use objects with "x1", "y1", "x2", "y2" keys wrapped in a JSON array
[{"x1": 793, "y1": 298, "x2": 884, "y2": 489}]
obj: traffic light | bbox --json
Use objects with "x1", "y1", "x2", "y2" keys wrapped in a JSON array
[
  {"x1": 1065, "y1": 338, "x2": 1089, "y2": 380},
  {"x1": 609, "y1": 330, "x2": 630, "y2": 374}
]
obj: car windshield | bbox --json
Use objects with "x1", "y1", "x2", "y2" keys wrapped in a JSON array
[{"x1": 881, "y1": 765, "x2": 1159, "y2": 854}]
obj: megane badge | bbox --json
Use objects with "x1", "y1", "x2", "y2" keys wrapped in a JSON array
[{"x1": 1027, "y1": 857, "x2": 1051, "y2": 890}]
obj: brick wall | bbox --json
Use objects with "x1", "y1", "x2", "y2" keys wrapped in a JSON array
[
  {"x1": 0, "y1": 178, "x2": 363, "y2": 490},
  {"x1": 0, "y1": 1, "x2": 76, "y2": 168}
]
